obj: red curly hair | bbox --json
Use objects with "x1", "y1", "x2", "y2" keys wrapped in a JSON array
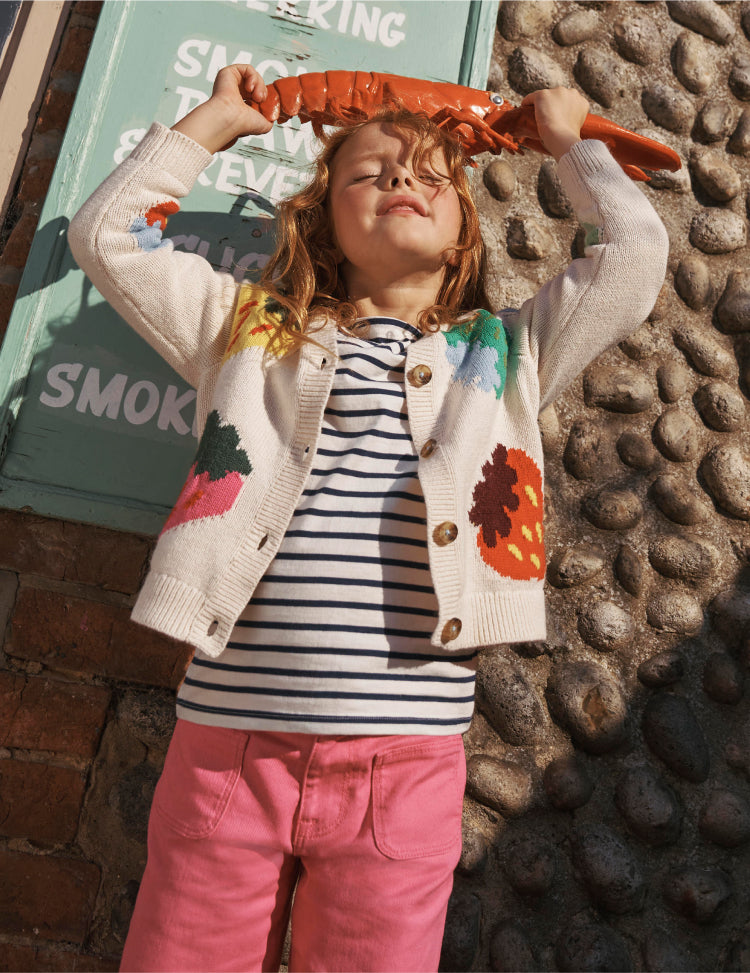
[{"x1": 259, "y1": 108, "x2": 489, "y2": 340}]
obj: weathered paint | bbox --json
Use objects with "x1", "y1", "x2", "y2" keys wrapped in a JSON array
[{"x1": 0, "y1": 0, "x2": 497, "y2": 533}]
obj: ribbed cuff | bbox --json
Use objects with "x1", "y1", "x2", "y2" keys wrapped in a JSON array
[{"x1": 128, "y1": 121, "x2": 215, "y2": 192}]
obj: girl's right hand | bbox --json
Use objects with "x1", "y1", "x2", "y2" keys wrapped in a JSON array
[{"x1": 172, "y1": 64, "x2": 274, "y2": 154}]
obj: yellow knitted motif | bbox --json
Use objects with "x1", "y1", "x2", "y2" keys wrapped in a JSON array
[{"x1": 223, "y1": 285, "x2": 296, "y2": 362}]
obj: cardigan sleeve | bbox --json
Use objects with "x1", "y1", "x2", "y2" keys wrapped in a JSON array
[
  {"x1": 510, "y1": 139, "x2": 671, "y2": 413},
  {"x1": 67, "y1": 122, "x2": 240, "y2": 389}
]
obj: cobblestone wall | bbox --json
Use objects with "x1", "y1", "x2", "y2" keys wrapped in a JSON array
[
  {"x1": 0, "y1": 2, "x2": 748, "y2": 971},
  {"x1": 443, "y1": 2, "x2": 750, "y2": 971}
]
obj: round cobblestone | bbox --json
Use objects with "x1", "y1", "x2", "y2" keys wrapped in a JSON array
[
  {"x1": 689, "y1": 210, "x2": 747, "y2": 254},
  {"x1": 573, "y1": 825, "x2": 645, "y2": 913},
  {"x1": 638, "y1": 649, "x2": 686, "y2": 688},
  {"x1": 546, "y1": 661, "x2": 629, "y2": 754},
  {"x1": 615, "y1": 764, "x2": 683, "y2": 845},
  {"x1": 543, "y1": 753, "x2": 594, "y2": 810},
  {"x1": 642, "y1": 693, "x2": 710, "y2": 782}
]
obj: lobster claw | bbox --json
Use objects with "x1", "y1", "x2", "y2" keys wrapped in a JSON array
[{"x1": 492, "y1": 104, "x2": 681, "y2": 182}]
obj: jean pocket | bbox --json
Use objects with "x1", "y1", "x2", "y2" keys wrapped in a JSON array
[
  {"x1": 152, "y1": 720, "x2": 248, "y2": 839},
  {"x1": 372, "y1": 735, "x2": 466, "y2": 861}
]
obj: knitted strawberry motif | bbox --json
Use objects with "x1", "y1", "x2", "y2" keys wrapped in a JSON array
[
  {"x1": 161, "y1": 410, "x2": 252, "y2": 534},
  {"x1": 469, "y1": 444, "x2": 544, "y2": 580}
]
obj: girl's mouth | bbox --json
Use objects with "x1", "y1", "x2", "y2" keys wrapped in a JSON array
[{"x1": 378, "y1": 195, "x2": 427, "y2": 217}]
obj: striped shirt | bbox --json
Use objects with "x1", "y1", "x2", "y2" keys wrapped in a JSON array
[{"x1": 177, "y1": 318, "x2": 478, "y2": 734}]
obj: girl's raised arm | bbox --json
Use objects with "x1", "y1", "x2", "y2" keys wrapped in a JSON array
[
  {"x1": 67, "y1": 66, "x2": 272, "y2": 389},
  {"x1": 505, "y1": 88, "x2": 669, "y2": 412}
]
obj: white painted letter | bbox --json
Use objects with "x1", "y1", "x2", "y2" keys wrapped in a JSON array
[
  {"x1": 306, "y1": 0, "x2": 336, "y2": 28},
  {"x1": 352, "y1": 3, "x2": 380, "y2": 42},
  {"x1": 215, "y1": 151, "x2": 246, "y2": 195},
  {"x1": 158, "y1": 386, "x2": 196, "y2": 435},
  {"x1": 174, "y1": 39, "x2": 211, "y2": 77},
  {"x1": 40, "y1": 363, "x2": 83, "y2": 408},
  {"x1": 379, "y1": 11, "x2": 405, "y2": 47},
  {"x1": 114, "y1": 129, "x2": 146, "y2": 164},
  {"x1": 123, "y1": 381, "x2": 160, "y2": 426},
  {"x1": 76, "y1": 369, "x2": 128, "y2": 419}
]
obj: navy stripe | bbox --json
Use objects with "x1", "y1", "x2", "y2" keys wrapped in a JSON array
[
  {"x1": 321, "y1": 427, "x2": 412, "y2": 441},
  {"x1": 177, "y1": 698, "x2": 471, "y2": 726},
  {"x1": 182, "y1": 677, "x2": 474, "y2": 705},
  {"x1": 283, "y1": 530, "x2": 428, "y2": 548},
  {"x1": 336, "y1": 367, "x2": 401, "y2": 383},
  {"x1": 309, "y1": 466, "x2": 416, "y2": 479},
  {"x1": 337, "y1": 352, "x2": 405, "y2": 372},
  {"x1": 291, "y1": 508, "x2": 426, "y2": 525},
  {"x1": 261, "y1": 574, "x2": 435, "y2": 594},
  {"x1": 250, "y1": 596, "x2": 436, "y2": 616},
  {"x1": 301, "y1": 486, "x2": 422, "y2": 502},
  {"x1": 274, "y1": 552, "x2": 430, "y2": 569},
  {"x1": 193, "y1": 659, "x2": 475, "y2": 683},
  {"x1": 324, "y1": 405, "x2": 406, "y2": 420},
  {"x1": 223, "y1": 641, "x2": 478, "y2": 663},
  {"x1": 234, "y1": 620, "x2": 432, "y2": 637},
  {"x1": 329, "y1": 386, "x2": 403, "y2": 398},
  {"x1": 315, "y1": 447, "x2": 417, "y2": 462}
]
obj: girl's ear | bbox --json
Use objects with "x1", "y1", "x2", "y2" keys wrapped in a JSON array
[{"x1": 446, "y1": 247, "x2": 459, "y2": 267}]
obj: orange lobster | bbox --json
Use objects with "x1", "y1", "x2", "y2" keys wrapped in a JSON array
[{"x1": 259, "y1": 71, "x2": 681, "y2": 182}]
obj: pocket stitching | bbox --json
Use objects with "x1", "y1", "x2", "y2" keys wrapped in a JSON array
[
  {"x1": 373, "y1": 738, "x2": 464, "y2": 860},
  {"x1": 155, "y1": 730, "x2": 247, "y2": 840}
]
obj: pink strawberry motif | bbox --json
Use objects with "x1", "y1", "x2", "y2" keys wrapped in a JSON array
[{"x1": 161, "y1": 411, "x2": 252, "y2": 534}]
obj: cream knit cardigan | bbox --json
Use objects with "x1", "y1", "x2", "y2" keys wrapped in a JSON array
[{"x1": 68, "y1": 123, "x2": 669, "y2": 659}]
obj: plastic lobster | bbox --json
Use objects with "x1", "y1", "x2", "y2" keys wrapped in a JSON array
[{"x1": 259, "y1": 70, "x2": 681, "y2": 182}]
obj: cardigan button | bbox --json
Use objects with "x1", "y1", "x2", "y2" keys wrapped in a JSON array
[
  {"x1": 207, "y1": 620, "x2": 219, "y2": 636},
  {"x1": 433, "y1": 521, "x2": 458, "y2": 545},
  {"x1": 441, "y1": 618, "x2": 462, "y2": 643},
  {"x1": 420, "y1": 438, "x2": 437, "y2": 458},
  {"x1": 408, "y1": 364, "x2": 432, "y2": 387}
]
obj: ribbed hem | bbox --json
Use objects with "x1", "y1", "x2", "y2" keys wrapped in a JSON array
[
  {"x1": 132, "y1": 573, "x2": 207, "y2": 644},
  {"x1": 558, "y1": 138, "x2": 614, "y2": 181},
  {"x1": 430, "y1": 587, "x2": 547, "y2": 650}
]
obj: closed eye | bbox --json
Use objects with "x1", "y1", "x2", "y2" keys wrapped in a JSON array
[{"x1": 418, "y1": 172, "x2": 449, "y2": 186}]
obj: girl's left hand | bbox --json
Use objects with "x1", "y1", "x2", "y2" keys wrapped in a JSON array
[{"x1": 520, "y1": 87, "x2": 589, "y2": 162}]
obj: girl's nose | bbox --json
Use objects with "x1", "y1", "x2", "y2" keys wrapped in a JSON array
[{"x1": 390, "y1": 169, "x2": 414, "y2": 188}]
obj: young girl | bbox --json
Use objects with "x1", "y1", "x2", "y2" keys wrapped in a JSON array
[{"x1": 68, "y1": 64, "x2": 669, "y2": 973}]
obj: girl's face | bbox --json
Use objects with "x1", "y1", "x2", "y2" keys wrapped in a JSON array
[{"x1": 327, "y1": 122, "x2": 463, "y2": 287}]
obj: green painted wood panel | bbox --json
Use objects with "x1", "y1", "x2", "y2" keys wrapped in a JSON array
[{"x1": 0, "y1": 0, "x2": 497, "y2": 533}]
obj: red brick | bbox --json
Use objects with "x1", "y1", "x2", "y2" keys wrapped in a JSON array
[
  {"x1": 10, "y1": 586, "x2": 191, "y2": 688},
  {"x1": 0, "y1": 670, "x2": 110, "y2": 758},
  {"x1": 18, "y1": 159, "x2": 56, "y2": 203},
  {"x1": 0, "y1": 759, "x2": 86, "y2": 844},
  {"x1": 0, "y1": 945, "x2": 36, "y2": 971},
  {"x1": 53, "y1": 25, "x2": 94, "y2": 75},
  {"x1": 36, "y1": 86, "x2": 76, "y2": 134},
  {"x1": 0, "y1": 508, "x2": 151, "y2": 593},
  {"x1": 0, "y1": 848, "x2": 100, "y2": 942},
  {"x1": 0, "y1": 278, "x2": 20, "y2": 339},
  {"x1": 35, "y1": 948, "x2": 118, "y2": 972},
  {"x1": 1, "y1": 204, "x2": 40, "y2": 268},
  {"x1": 74, "y1": 0, "x2": 105, "y2": 20},
  {"x1": 0, "y1": 944, "x2": 118, "y2": 972}
]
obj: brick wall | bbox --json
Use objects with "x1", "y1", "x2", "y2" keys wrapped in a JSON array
[{"x1": 0, "y1": 4, "x2": 192, "y2": 966}]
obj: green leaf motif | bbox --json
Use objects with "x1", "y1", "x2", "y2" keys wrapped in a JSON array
[{"x1": 193, "y1": 410, "x2": 252, "y2": 481}]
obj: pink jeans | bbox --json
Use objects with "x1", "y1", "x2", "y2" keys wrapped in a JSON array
[{"x1": 120, "y1": 721, "x2": 466, "y2": 973}]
